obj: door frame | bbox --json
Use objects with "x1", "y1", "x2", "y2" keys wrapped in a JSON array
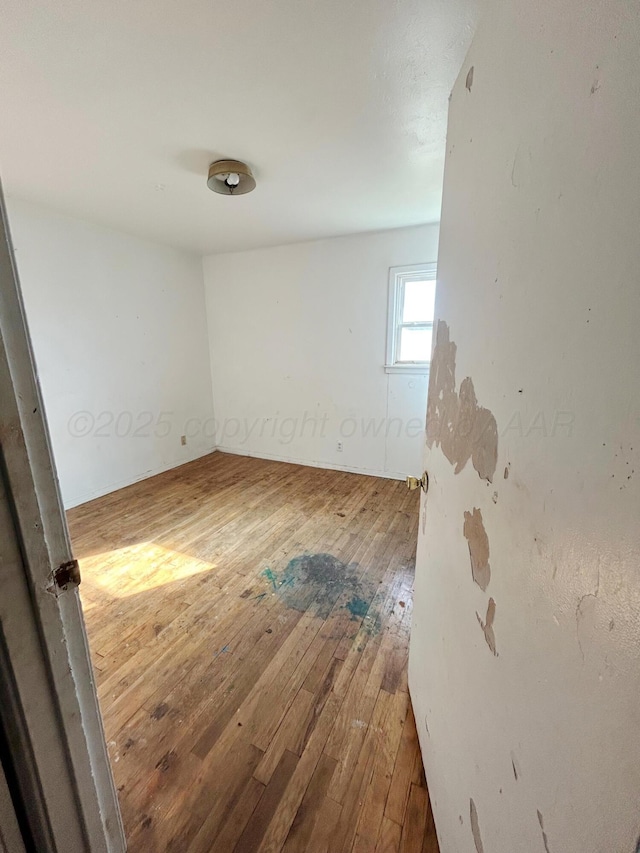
[{"x1": 0, "y1": 182, "x2": 125, "y2": 852}]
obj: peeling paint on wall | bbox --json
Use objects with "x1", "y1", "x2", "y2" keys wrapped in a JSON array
[
  {"x1": 477, "y1": 598, "x2": 498, "y2": 656},
  {"x1": 463, "y1": 508, "x2": 491, "y2": 590},
  {"x1": 470, "y1": 798, "x2": 484, "y2": 853},
  {"x1": 426, "y1": 320, "x2": 498, "y2": 482}
]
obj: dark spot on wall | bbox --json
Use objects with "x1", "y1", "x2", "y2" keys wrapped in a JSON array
[
  {"x1": 240, "y1": 588, "x2": 253, "y2": 598},
  {"x1": 427, "y1": 321, "x2": 498, "y2": 482},
  {"x1": 511, "y1": 752, "x2": 520, "y2": 780},
  {"x1": 537, "y1": 810, "x2": 552, "y2": 853},
  {"x1": 470, "y1": 799, "x2": 484, "y2": 853},
  {"x1": 635, "y1": 835, "x2": 640, "y2": 853},
  {"x1": 463, "y1": 508, "x2": 491, "y2": 591},
  {"x1": 141, "y1": 815, "x2": 152, "y2": 830},
  {"x1": 153, "y1": 623, "x2": 163, "y2": 636},
  {"x1": 466, "y1": 66, "x2": 474, "y2": 91},
  {"x1": 504, "y1": 464, "x2": 510, "y2": 479},
  {"x1": 150, "y1": 702, "x2": 169, "y2": 721},
  {"x1": 337, "y1": 512, "x2": 346, "y2": 517},
  {"x1": 477, "y1": 598, "x2": 498, "y2": 656}
]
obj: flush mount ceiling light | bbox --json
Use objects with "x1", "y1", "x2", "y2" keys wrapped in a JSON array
[{"x1": 207, "y1": 159, "x2": 256, "y2": 195}]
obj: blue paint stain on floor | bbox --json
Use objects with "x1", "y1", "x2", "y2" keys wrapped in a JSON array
[
  {"x1": 346, "y1": 596, "x2": 370, "y2": 620},
  {"x1": 262, "y1": 568, "x2": 279, "y2": 591},
  {"x1": 259, "y1": 552, "x2": 378, "y2": 630}
]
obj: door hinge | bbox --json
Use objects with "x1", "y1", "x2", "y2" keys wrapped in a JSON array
[{"x1": 52, "y1": 559, "x2": 81, "y2": 592}]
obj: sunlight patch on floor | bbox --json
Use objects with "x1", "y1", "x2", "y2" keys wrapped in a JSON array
[{"x1": 78, "y1": 542, "x2": 218, "y2": 604}]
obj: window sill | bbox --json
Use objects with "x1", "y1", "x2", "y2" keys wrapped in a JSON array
[{"x1": 384, "y1": 364, "x2": 430, "y2": 375}]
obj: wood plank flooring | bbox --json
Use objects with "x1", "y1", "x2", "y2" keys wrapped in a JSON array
[{"x1": 68, "y1": 452, "x2": 439, "y2": 853}]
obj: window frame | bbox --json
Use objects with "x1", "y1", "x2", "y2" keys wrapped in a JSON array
[{"x1": 385, "y1": 262, "x2": 437, "y2": 374}]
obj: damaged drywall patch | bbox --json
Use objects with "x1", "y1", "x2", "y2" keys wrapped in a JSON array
[
  {"x1": 426, "y1": 320, "x2": 498, "y2": 482},
  {"x1": 470, "y1": 799, "x2": 484, "y2": 853},
  {"x1": 463, "y1": 508, "x2": 491, "y2": 590},
  {"x1": 477, "y1": 598, "x2": 498, "y2": 656}
]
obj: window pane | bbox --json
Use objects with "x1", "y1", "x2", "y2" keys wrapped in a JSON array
[
  {"x1": 402, "y1": 280, "x2": 436, "y2": 323},
  {"x1": 399, "y1": 326, "x2": 432, "y2": 362}
]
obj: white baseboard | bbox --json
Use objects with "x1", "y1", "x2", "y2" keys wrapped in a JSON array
[{"x1": 215, "y1": 445, "x2": 405, "y2": 481}]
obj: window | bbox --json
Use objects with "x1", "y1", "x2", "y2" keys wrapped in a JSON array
[{"x1": 385, "y1": 263, "x2": 437, "y2": 373}]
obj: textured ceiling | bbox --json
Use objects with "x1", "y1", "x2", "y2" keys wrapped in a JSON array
[{"x1": 0, "y1": 0, "x2": 477, "y2": 254}]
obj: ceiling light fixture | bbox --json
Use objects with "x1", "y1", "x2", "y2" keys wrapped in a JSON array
[{"x1": 207, "y1": 159, "x2": 256, "y2": 195}]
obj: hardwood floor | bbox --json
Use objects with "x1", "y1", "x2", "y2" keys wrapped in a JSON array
[{"x1": 68, "y1": 452, "x2": 439, "y2": 853}]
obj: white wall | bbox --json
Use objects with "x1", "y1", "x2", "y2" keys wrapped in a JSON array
[
  {"x1": 203, "y1": 225, "x2": 439, "y2": 479},
  {"x1": 409, "y1": 1, "x2": 640, "y2": 852},
  {"x1": 7, "y1": 200, "x2": 216, "y2": 508}
]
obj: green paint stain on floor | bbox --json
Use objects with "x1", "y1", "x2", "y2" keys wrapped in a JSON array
[
  {"x1": 258, "y1": 553, "x2": 379, "y2": 633},
  {"x1": 346, "y1": 596, "x2": 370, "y2": 620},
  {"x1": 262, "y1": 568, "x2": 278, "y2": 591}
]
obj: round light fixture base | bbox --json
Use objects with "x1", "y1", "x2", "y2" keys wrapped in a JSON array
[{"x1": 207, "y1": 159, "x2": 256, "y2": 195}]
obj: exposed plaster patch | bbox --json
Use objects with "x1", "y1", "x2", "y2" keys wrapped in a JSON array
[
  {"x1": 463, "y1": 508, "x2": 491, "y2": 591},
  {"x1": 537, "y1": 810, "x2": 552, "y2": 853},
  {"x1": 470, "y1": 799, "x2": 484, "y2": 853},
  {"x1": 466, "y1": 66, "x2": 474, "y2": 91},
  {"x1": 426, "y1": 321, "x2": 498, "y2": 482},
  {"x1": 477, "y1": 598, "x2": 498, "y2": 656}
]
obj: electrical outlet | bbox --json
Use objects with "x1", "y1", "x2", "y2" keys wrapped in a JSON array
[
  {"x1": 337, "y1": 441, "x2": 343, "y2": 452},
  {"x1": 181, "y1": 435, "x2": 187, "y2": 446}
]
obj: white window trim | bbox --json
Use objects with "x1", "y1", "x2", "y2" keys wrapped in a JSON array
[{"x1": 385, "y1": 262, "x2": 437, "y2": 374}]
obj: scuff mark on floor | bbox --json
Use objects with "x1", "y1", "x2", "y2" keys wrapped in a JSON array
[
  {"x1": 426, "y1": 320, "x2": 498, "y2": 482},
  {"x1": 150, "y1": 703, "x2": 169, "y2": 721},
  {"x1": 470, "y1": 799, "x2": 485, "y2": 853},
  {"x1": 463, "y1": 508, "x2": 491, "y2": 591},
  {"x1": 477, "y1": 598, "x2": 498, "y2": 656}
]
